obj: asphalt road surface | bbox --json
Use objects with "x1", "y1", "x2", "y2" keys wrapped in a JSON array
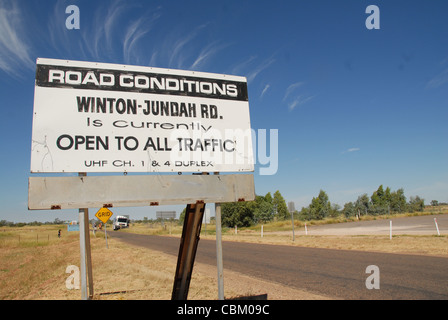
[
  {"x1": 300, "y1": 213, "x2": 448, "y2": 236},
  {"x1": 110, "y1": 224, "x2": 448, "y2": 300}
]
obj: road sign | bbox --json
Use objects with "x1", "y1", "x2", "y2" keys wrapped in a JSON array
[
  {"x1": 288, "y1": 201, "x2": 295, "y2": 212},
  {"x1": 67, "y1": 224, "x2": 80, "y2": 231},
  {"x1": 31, "y1": 58, "x2": 254, "y2": 173},
  {"x1": 156, "y1": 211, "x2": 176, "y2": 219},
  {"x1": 95, "y1": 207, "x2": 113, "y2": 223},
  {"x1": 29, "y1": 58, "x2": 256, "y2": 302}
]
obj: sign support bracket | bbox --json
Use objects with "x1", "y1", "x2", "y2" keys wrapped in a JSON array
[{"x1": 171, "y1": 201, "x2": 206, "y2": 300}]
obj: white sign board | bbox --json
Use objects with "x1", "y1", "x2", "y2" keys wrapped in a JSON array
[
  {"x1": 203, "y1": 208, "x2": 211, "y2": 224},
  {"x1": 28, "y1": 174, "x2": 255, "y2": 209},
  {"x1": 31, "y1": 58, "x2": 254, "y2": 173},
  {"x1": 156, "y1": 211, "x2": 176, "y2": 219}
]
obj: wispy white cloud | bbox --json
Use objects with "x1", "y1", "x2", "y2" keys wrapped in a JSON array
[
  {"x1": 123, "y1": 12, "x2": 161, "y2": 65},
  {"x1": 342, "y1": 147, "x2": 360, "y2": 154},
  {"x1": 123, "y1": 18, "x2": 148, "y2": 63},
  {"x1": 47, "y1": 0, "x2": 67, "y2": 55},
  {"x1": 76, "y1": 1, "x2": 123, "y2": 60},
  {"x1": 260, "y1": 84, "x2": 270, "y2": 99},
  {"x1": 283, "y1": 81, "x2": 314, "y2": 111},
  {"x1": 246, "y1": 58, "x2": 275, "y2": 83},
  {"x1": 168, "y1": 23, "x2": 208, "y2": 68},
  {"x1": 231, "y1": 56, "x2": 275, "y2": 83},
  {"x1": 104, "y1": 1, "x2": 127, "y2": 44},
  {"x1": 77, "y1": 1, "x2": 162, "y2": 64},
  {"x1": 231, "y1": 55, "x2": 257, "y2": 75},
  {"x1": 0, "y1": 0, "x2": 34, "y2": 75},
  {"x1": 288, "y1": 95, "x2": 314, "y2": 111},
  {"x1": 190, "y1": 41, "x2": 229, "y2": 70},
  {"x1": 283, "y1": 82, "x2": 304, "y2": 101},
  {"x1": 149, "y1": 51, "x2": 158, "y2": 66}
]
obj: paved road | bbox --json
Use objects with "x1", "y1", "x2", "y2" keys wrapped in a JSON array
[
  {"x1": 298, "y1": 214, "x2": 448, "y2": 236},
  {"x1": 110, "y1": 229, "x2": 448, "y2": 299}
]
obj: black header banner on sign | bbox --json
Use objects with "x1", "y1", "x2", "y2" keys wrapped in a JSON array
[{"x1": 35, "y1": 64, "x2": 248, "y2": 102}]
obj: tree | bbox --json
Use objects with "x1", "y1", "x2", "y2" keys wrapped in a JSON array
[
  {"x1": 53, "y1": 217, "x2": 63, "y2": 224},
  {"x1": 264, "y1": 192, "x2": 273, "y2": 204},
  {"x1": 369, "y1": 185, "x2": 392, "y2": 215},
  {"x1": 254, "y1": 201, "x2": 274, "y2": 223},
  {"x1": 343, "y1": 202, "x2": 356, "y2": 218},
  {"x1": 390, "y1": 188, "x2": 406, "y2": 213},
  {"x1": 330, "y1": 203, "x2": 341, "y2": 218},
  {"x1": 384, "y1": 187, "x2": 392, "y2": 205},
  {"x1": 298, "y1": 206, "x2": 312, "y2": 221},
  {"x1": 222, "y1": 201, "x2": 255, "y2": 227},
  {"x1": 355, "y1": 194, "x2": 370, "y2": 215},
  {"x1": 371, "y1": 185, "x2": 384, "y2": 207},
  {"x1": 306, "y1": 190, "x2": 331, "y2": 220},
  {"x1": 408, "y1": 196, "x2": 424, "y2": 212},
  {"x1": 273, "y1": 190, "x2": 288, "y2": 220},
  {"x1": 179, "y1": 208, "x2": 186, "y2": 225},
  {"x1": 253, "y1": 194, "x2": 274, "y2": 223}
]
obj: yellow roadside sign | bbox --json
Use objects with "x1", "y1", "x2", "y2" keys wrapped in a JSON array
[{"x1": 95, "y1": 207, "x2": 113, "y2": 223}]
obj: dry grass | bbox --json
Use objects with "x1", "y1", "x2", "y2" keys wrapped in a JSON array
[
  {"x1": 209, "y1": 233, "x2": 447, "y2": 257},
  {"x1": 0, "y1": 226, "x2": 253, "y2": 300},
  {"x1": 0, "y1": 225, "x2": 66, "y2": 248},
  {"x1": 0, "y1": 226, "x2": 81, "y2": 299}
]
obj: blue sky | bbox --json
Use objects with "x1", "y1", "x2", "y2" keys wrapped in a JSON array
[{"x1": 1, "y1": 0, "x2": 447, "y2": 222}]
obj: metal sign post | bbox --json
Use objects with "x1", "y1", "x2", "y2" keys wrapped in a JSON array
[
  {"x1": 78, "y1": 173, "x2": 93, "y2": 300},
  {"x1": 288, "y1": 201, "x2": 295, "y2": 242},
  {"x1": 215, "y1": 202, "x2": 225, "y2": 300},
  {"x1": 214, "y1": 172, "x2": 224, "y2": 300},
  {"x1": 104, "y1": 221, "x2": 108, "y2": 249}
]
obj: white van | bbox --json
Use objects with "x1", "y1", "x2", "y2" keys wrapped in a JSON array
[{"x1": 113, "y1": 215, "x2": 130, "y2": 230}]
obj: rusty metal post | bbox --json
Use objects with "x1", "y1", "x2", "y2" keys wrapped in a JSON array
[{"x1": 171, "y1": 202, "x2": 206, "y2": 300}]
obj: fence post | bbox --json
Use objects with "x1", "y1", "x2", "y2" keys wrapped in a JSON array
[
  {"x1": 434, "y1": 218, "x2": 440, "y2": 236},
  {"x1": 389, "y1": 220, "x2": 392, "y2": 240}
]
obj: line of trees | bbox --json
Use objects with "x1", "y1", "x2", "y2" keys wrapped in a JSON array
[
  {"x1": 339, "y1": 185, "x2": 425, "y2": 219},
  {"x1": 222, "y1": 190, "x2": 288, "y2": 227},
  {"x1": 0, "y1": 218, "x2": 66, "y2": 227},
  {"x1": 0, "y1": 186, "x2": 433, "y2": 228},
  {"x1": 221, "y1": 185, "x2": 429, "y2": 227}
]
